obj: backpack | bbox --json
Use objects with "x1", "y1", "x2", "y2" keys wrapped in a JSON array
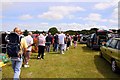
[{"x1": 6, "y1": 32, "x2": 22, "y2": 57}]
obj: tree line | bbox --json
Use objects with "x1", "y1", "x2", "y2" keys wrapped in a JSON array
[{"x1": 23, "y1": 27, "x2": 120, "y2": 36}]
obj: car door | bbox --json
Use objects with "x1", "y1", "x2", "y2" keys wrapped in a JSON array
[
  {"x1": 101, "y1": 39, "x2": 112, "y2": 61},
  {"x1": 106, "y1": 39, "x2": 118, "y2": 63},
  {"x1": 115, "y1": 40, "x2": 120, "y2": 68}
]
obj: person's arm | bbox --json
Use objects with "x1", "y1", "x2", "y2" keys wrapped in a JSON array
[{"x1": 21, "y1": 38, "x2": 28, "y2": 55}]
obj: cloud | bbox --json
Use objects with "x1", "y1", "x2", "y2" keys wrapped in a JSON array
[
  {"x1": 109, "y1": 19, "x2": 118, "y2": 24},
  {"x1": 1, "y1": 0, "x2": 112, "y2": 2},
  {"x1": 84, "y1": 13, "x2": 107, "y2": 22},
  {"x1": 112, "y1": 8, "x2": 118, "y2": 19},
  {"x1": 2, "y1": 22, "x2": 117, "y2": 31},
  {"x1": 108, "y1": 7, "x2": 118, "y2": 25},
  {"x1": 19, "y1": 14, "x2": 33, "y2": 20},
  {"x1": 0, "y1": 2, "x2": 13, "y2": 12},
  {"x1": 38, "y1": 6, "x2": 85, "y2": 20},
  {"x1": 55, "y1": 23, "x2": 83, "y2": 31},
  {"x1": 38, "y1": 12, "x2": 63, "y2": 20},
  {"x1": 94, "y1": 3, "x2": 111, "y2": 10},
  {"x1": 67, "y1": 15, "x2": 75, "y2": 19},
  {"x1": 94, "y1": 0, "x2": 119, "y2": 10},
  {"x1": 2, "y1": 22, "x2": 49, "y2": 31},
  {"x1": 54, "y1": 23, "x2": 111, "y2": 31},
  {"x1": 0, "y1": 16, "x2": 3, "y2": 19},
  {"x1": 83, "y1": 13, "x2": 117, "y2": 26}
]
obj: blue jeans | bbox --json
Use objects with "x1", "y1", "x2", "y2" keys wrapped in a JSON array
[
  {"x1": 53, "y1": 43, "x2": 59, "y2": 52},
  {"x1": 11, "y1": 58, "x2": 23, "y2": 80},
  {"x1": 45, "y1": 42, "x2": 51, "y2": 52}
]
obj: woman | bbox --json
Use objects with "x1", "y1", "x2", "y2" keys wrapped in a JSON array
[{"x1": 37, "y1": 33, "x2": 46, "y2": 59}]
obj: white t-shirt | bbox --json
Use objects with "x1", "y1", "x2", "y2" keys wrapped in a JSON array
[
  {"x1": 58, "y1": 33, "x2": 66, "y2": 44},
  {"x1": 25, "y1": 35, "x2": 33, "y2": 51},
  {"x1": 38, "y1": 34, "x2": 46, "y2": 46}
]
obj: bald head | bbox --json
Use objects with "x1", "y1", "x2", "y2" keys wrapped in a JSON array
[
  {"x1": 28, "y1": 31, "x2": 32, "y2": 35},
  {"x1": 13, "y1": 27, "x2": 21, "y2": 34}
]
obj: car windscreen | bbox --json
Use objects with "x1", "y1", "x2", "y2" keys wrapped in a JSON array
[
  {"x1": 108, "y1": 39, "x2": 118, "y2": 48},
  {"x1": 116, "y1": 40, "x2": 120, "y2": 50},
  {"x1": 106, "y1": 39, "x2": 112, "y2": 47}
]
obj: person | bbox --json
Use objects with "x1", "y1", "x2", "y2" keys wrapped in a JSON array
[
  {"x1": 37, "y1": 33, "x2": 46, "y2": 59},
  {"x1": 53, "y1": 33, "x2": 59, "y2": 52},
  {"x1": 66, "y1": 34, "x2": 71, "y2": 50},
  {"x1": 58, "y1": 32, "x2": 66, "y2": 54},
  {"x1": 63, "y1": 34, "x2": 67, "y2": 51},
  {"x1": 6, "y1": 27, "x2": 27, "y2": 79},
  {"x1": 32, "y1": 34, "x2": 39, "y2": 53},
  {"x1": 45, "y1": 32, "x2": 52, "y2": 52},
  {"x1": 24, "y1": 32, "x2": 33, "y2": 68},
  {"x1": 73, "y1": 34, "x2": 78, "y2": 48}
]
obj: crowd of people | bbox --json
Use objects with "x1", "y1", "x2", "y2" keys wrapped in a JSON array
[
  {"x1": 6, "y1": 27, "x2": 79, "y2": 79},
  {"x1": 35, "y1": 31, "x2": 78, "y2": 59}
]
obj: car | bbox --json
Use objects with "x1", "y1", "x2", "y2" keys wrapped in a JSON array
[
  {"x1": 100, "y1": 38, "x2": 120, "y2": 72},
  {"x1": 86, "y1": 30, "x2": 108, "y2": 49},
  {"x1": 80, "y1": 35, "x2": 88, "y2": 44},
  {"x1": 86, "y1": 34, "x2": 91, "y2": 47}
]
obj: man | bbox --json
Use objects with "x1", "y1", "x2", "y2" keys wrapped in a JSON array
[
  {"x1": 45, "y1": 32, "x2": 52, "y2": 52},
  {"x1": 6, "y1": 27, "x2": 27, "y2": 79},
  {"x1": 58, "y1": 32, "x2": 66, "y2": 54},
  {"x1": 53, "y1": 33, "x2": 59, "y2": 52},
  {"x1": 24, "y1": 32, "x2": 33, "y2": 67}
]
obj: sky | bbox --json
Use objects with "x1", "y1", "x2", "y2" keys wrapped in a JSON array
[{"x1": 0, "y1": 0, "x2": 119, "y2": 31}]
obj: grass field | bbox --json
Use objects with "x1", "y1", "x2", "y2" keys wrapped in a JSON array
[{"x1": 2, "y1": 44, "x2": 120, "y2": 78}]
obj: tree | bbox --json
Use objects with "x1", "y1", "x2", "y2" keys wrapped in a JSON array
[
  {"x1": 65, "y1": 30, "x2": 77, "y2": 35},
  {"x1": 33, "y1": 30, "x2": 40, "y2": 34},
  {"x1": 23, "y1": 30, "x2": 28, "y2": 36},
  {"x1": 80, "y1": 30, "x2": 89, "y2": 35},
  {"x1": 89, "y1": 28, "x2": 99, "y2": 34},
  {"x1": 111, "y1": 29, "x2": 117, "y2": 33},
  {"x1": 48, "y1": 27, "x2": 58, "y2": 35}
]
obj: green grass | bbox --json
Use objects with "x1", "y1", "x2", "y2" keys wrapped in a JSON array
[{"x1": 2, "y1": 44, "x2": 120, "y2": 78}]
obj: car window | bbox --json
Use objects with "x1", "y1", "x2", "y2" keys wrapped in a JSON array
[
  {"x1": 91, "y1": 34, "x2": 94, "y2": 38},
  {"x1": 106, "y1": 39, "x2": 112, "y2": 47},
  {"x1": 116, "y1": 40, "x2": 120, "y2": 50},
  {"x1": 108, "y1": 39, "x2": 118, "y2": 48}
]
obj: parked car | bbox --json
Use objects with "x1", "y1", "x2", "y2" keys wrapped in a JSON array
[
  {"x1": 100, "y1": 38, "x2": 120, "y2": 72},
  {"x1": 86, "y1": 30, "x2": 108, "y2": 49},
  {"x1": 86, "y1": 34, "x2": 91, "y2": 47},
  {"x1": 80, "y1": 35, "x2": 88, "y2": 44}
]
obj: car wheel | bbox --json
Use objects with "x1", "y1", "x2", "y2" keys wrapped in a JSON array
[
  {"x1": 111, "y1": 60, "x2": 118, "y2": 73},
  {"x1": 100, "y1": 52, "x2": 103, "y2": 58}
]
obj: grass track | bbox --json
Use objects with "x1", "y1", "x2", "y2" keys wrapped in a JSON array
[{"x1": 2, "y1": 44, "x2": 120, "y2": 78}]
